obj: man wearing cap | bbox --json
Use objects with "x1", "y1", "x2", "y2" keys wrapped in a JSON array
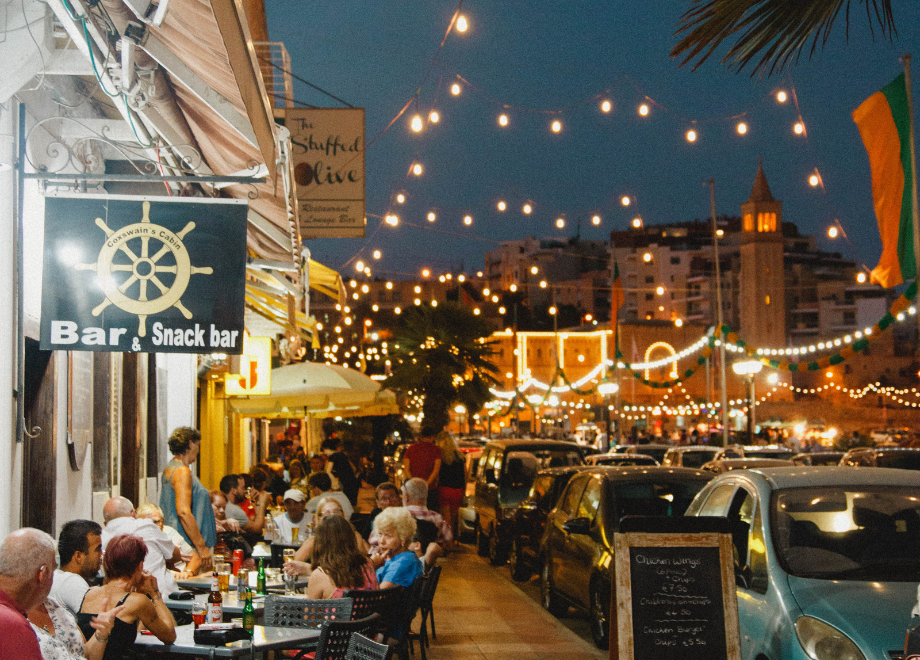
[{"x1": 273, "y1": 490, "x2": 309, "y2": 544}]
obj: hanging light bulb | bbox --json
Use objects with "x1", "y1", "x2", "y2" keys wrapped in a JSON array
[
  {"x1": 385, "y1": 215, "x2": 399, "y2": 226},
  {"x1": 827, "y1": 226, "x2": 839, "y2": 239},
  {"x1": 427, "y1": 212, "x2": 436, "y2": 222},
  {"x1": 621, "y1": 196, "x2": 631, "y2": 206},
  {"x1": 548, "y1": 306, "x2": 557, "y2": 316},
  {"x1": 421, "y1": 268, "x2": 430, "y2": 278},
  {"x1": 632, "y1": 217, "x2": 642, "y2": 228},
  {"x1": 591, "y1": 215, "x2": 601, "y2": 225},
  {"x1": 639, "y1": 104, "x2": 649, "y2": 116},
  {"x1": 451, "y1": 83, "x2": 461, "y2": 96},
  {"x1": 372, "y1": 250, "x2": 381, "y2": 259},
  {"x1": 396, "y1": 193, "x2": 405, "y2": 203},
  {"x1": 686, "y1": 129, "x2": 698, "y2": 142},
  {"x1": 355, "y1": 260, "x2": 365, "y2": 271},
  {"x1": 530, "y1": 265, "x2": 539, "y2": 275},
  {"x1": 551, "y1": 119, "x2": 562, "y2": 133},
  {"x1": 523, "y1": 203, "x2": 533, "y2": 214},
  {"x1": 429, "y1": 110, "x2": 440, "y2": 123},
  {"x1": 809, "y1": 173, "x2": 820, "y2": 187},
  {"x1": 412, "y1": 163, "x2": 423, "y2": 176},
  {"x1": 410, "y1": 115, "x2": 423, "y2": 132},
  {"x1": 555, "y1": 218, "x2": 565, "y2": 229},
  {"x1": 856, "y1": 272, "x2": 867, "y2": 284},
  {"x1": 776, "y1": 90, "x2": 788, "y2": 103},
  {"x1": 736, "y1": 122, "x2": 748, "y2": 135},
  {"x1": 463, "y1": 215, "x2": 473, "y2": 225},
  {"x1": 497, "y1": 201, "x2": 506, "y2": 211},
  {"x1": 600, "y1": 100, "x2": 612, "y2": 113},
  {"x1": 794, "y1": 122, "x2": 805, "y2": 135},
  {"x1": 498, "y1": 114, "x2": 509, "y2": 127},
  {"x1": 455, "y1": 15, "x2": 468, "y2": 32}
]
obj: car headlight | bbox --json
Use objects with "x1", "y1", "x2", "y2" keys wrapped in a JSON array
[{"x1": 795, "y1": 616, "x2": 866, "y2": 660}]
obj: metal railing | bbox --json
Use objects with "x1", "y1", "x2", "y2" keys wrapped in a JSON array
[{"x1": 253, "y1": 42, "x2": 294, "y2": 108}]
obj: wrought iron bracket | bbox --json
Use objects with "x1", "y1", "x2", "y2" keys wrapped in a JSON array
[{"x1": 20, "y1": 171, "x2": 267, "y2": 185}]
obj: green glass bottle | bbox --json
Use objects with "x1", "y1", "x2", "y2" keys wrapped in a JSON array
[
  {"x1": 242, "y1": 588, "x2": 255, "y2": 633},
  {"x1": 256, "y1": 558, "x2": 266, "y2": 595}
]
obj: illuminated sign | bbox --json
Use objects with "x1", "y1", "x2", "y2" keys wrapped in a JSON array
[{"x1": 225, "y1": 336, "x2": 272, "y2": 396}]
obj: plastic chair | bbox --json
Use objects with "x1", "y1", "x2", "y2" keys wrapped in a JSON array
[
  {"x1": 264, "y1": 596, "x2": 354, "y2": 628},
  {"x1": 313, "y1": 613, "x2": 381, "y2": 660},
  {"x1": 340, "y1": 585, "x2": 404, "y2": 639},
  {"x1": 345, "y1": 632, "x2": 392, "y2": 660},
  {"x1": 416, "y1": 566, "x2": 441, "y2": 648}
]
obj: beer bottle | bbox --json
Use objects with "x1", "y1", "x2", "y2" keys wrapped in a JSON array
[
  {"x1": 256, "y1": 557, "x2": 266, "y2": 595},
  {"x1": 242, "y1": 588, "x2": 255, "y2": 633},
  {"x1": 237, "y1": 568, "x2": 247, "y2": 600},
  {"x1": 207, "y1": 572, "x2": 223, "y2": 623}
]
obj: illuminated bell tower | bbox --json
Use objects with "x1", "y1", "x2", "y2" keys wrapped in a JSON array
[{"x1": 739, "y1": 158, "x2": 786, "y2": 348}]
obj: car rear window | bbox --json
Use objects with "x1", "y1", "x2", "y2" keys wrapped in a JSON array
[
  {"x1": 876, "y1": 452, "x2": 920, "y2": 470},
  {"x1": 680, "y1": 449, "x2": 719, "y2": 468},
  {"x1": 607, "y1": 479, "x2": 710, "y2": 534}
]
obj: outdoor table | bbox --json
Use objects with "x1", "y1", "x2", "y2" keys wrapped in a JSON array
[
  {"x1": 165, "y1": 592, "x2": 267, "y2": 616},
  {"x1": 176, "y1": 574, "x2": 307, "y2": 592},
  {"x1": 134, "y1": 623, "x2": 320, "y2": 658}
]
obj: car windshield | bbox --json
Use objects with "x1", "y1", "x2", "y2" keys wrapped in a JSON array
[
  {"x1": 875, "y1": 452, "x2": 920, "y2": 470},
  {"x1": 607, "y1": 480, "x2": 709, "y2": 534},
  {"x1": 746, "y1": 449, "x2": 792, "y2": 460},
  {"x1": 680, "y1": 449, "x2": 719, "y2": 468},
  {"x1": 772, "y1": 486, "x2": 920, "y2": 581}
]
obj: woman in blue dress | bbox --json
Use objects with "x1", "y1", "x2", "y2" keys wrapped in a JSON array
[{"x1": 160, "y1": 427, "x2": 216, "y2": 573}]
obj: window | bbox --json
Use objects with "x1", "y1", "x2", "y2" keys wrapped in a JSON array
[
  {"x1": 645, "y1": 293, "x2": 654, "y2": 301},
  {"x1": 559, "y1": 477, "x2": 588, "y2": 518},
  {"x1": 696, "y1": 484, "x2": 736, "y2": 516},
  {"x1": 765, "y1": 295, "x2": 771, "y2": 305},
  {"x1": 671, "y1": 256, "x2": 681, "y2": 265},
  {"x1": 576, "y1": 477, "x2": 602, "y2": 521},
  {"x1": 748, "y1": 503, "x2": 768, "y2": 593},
  {"x1": 757, "y1": 212, "x2": 776, "y2": 232},
  {"x1": 645, "y1": 276, "x2": 654, "y2": 284}
]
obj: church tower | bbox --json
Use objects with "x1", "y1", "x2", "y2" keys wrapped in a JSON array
[{"x1": 739, "y1": 158, "x2": 786, "y2": 349}]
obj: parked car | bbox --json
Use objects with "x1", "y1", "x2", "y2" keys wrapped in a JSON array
[
  {"x1": 539, "y1": 466, "x2": 714, "y2": 648},
  {"x1": 506, "y1": 466, "x2": 591, "y2": 581},
  {"x1": 619, "y1": 443, "x2": 672, "y2": 463},
  {"x1": 456, "y1": 443, "x2": 484, "y2": 541},
  {"x1": 791, "y1": 451, "x2": 844, "y2": 466},
  {"x1": 700, "y1": 457, "x2": 794, "y2": 474},
  {"x1": 712, "y1": 444, "x2": 746, "y2": 461},
  {"x1": 585, "y1": 453, "x2": 659, "y2": 467},
  {"x1": 662, "y1": 445, "x2": 721, "y2": 468},
  {"x1": 840, "y1": 446, "x2": 920, "y2": 470},
  {"x1": 741, "y1": 444, "x2": 796, "y2": 460},
  {"x1": 686, "y1": 466, "x2": 920, "y2": 660},
  {"x1": 474, "y1": 439, "x2": 585, "y2": 565}
]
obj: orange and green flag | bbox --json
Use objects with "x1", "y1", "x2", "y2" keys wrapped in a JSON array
[
  {"x1": 852, "y1": 72, "x2": 916, "y2": 288},
  {"x1": 611, "y1": 261, "x2": 624, "y2": 358}
]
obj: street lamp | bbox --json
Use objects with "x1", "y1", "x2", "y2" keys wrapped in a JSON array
[
  {"x1": 732, "y1": 361, "x2": 763, "y2": 444},
  {"x1": 598, "y1": 381, "x2": 619, "y2": 450}
]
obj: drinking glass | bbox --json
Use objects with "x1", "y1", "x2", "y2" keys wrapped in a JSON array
[
  {"x1": 284, "y1": 572, "x2": 298, "y2": 595},
  {"x1": 216, "y1": 562, "x2": 231, "y2": 592},
  {"x1": 282, "y1": 548, "x2": 295, "y2": 563},
  {"x1": 290, "y1": 526, "x2": 300, "y2": 543},
  {"x1": 191, "y1": 601, "x2": 206, "y2": 628}
]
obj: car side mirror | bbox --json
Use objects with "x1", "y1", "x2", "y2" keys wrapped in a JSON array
[{"x1": 562, "y1": 517, "x2": 591, "y2": 535}]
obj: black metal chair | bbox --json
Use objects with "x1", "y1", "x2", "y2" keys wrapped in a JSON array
[
  {"x1": 415, "y1": 565, "x2": 442, "y2": 648},
  {"x1": 340, "y1": 585, "x2": 404, "y2": 640},
  {"x1": 314, "y1": 614, "x2": 381, "y2": 660},
  {"x1": 388, "y1": 576, "x2": 425, "y2": 660},
  {"x1": 264, "y1": 595, "x2": 354, "y2": 628},
  {"x1": 345, "y1": 632, "x2": 392, "y2": 660}
]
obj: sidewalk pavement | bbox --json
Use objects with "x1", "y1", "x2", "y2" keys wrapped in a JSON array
[{"x1": 422, "y1": 547, "x2": 606, "y2": 660}]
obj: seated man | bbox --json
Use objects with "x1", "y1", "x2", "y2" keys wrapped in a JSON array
[
  {"x1": 219, "y1": 474, "x2": 271, "y2": 534},
  {"x1": 0, "y1": 528, "x2": 56, "y2": 660},
  {"x1": 136, "y1": 503, "x2": 198, "y2": 578},
  {"x1": 402, "y1": 478, "x2": 452, "y2": 545},
  {"x1": 304, "y1": 472, "x2": 353, "y2": 520},
  {"x1": 101, "y1": 496, "x2": 180, "y2": 598},
  {"x1": 273, "y1": 490, "x2": 310, "y2": 545},
  {"x1": 357, "y1": 482, "x2": 401, "y2": 542},
  {"x1": 49, "y1": 520, "x2": 101, "y2": 616}
]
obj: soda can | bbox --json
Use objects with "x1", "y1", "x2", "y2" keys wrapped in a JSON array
[{"x1": 232, "y1": 549, "x2": 243, "y2": 574}]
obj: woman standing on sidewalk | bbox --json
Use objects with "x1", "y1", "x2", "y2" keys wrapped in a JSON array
[{"x1": 435, "y1": 431, "x2": 465, "y2": 545}]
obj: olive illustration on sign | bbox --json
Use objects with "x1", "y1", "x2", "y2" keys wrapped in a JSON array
[{"x1": 74, "y1": 201, "x2": 213, "y2": 337}]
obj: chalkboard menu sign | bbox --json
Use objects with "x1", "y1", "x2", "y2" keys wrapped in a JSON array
[{"x1": 613, "y1": 516, "x2": 740, "y2": 660}]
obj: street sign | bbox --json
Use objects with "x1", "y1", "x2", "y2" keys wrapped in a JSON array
[{"x1": 41, "y1": 194, "x2": 248, "y2": 354}]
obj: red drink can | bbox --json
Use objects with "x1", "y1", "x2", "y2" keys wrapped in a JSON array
[{"x1": 232, "y1": 549, "x2": 243, "y2": 575}]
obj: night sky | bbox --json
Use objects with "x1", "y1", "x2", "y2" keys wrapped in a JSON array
[{"x1": 266, "y1": 1, "x2": 920, "y2": 281}]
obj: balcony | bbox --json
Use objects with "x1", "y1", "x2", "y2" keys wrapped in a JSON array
[{"x1": 253, "y1": 42, "x2": 294, "y2": 109}]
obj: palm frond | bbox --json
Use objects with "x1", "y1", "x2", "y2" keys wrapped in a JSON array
[{"x1": 671, "y1": 0, "x2": 897, "y2": 76}]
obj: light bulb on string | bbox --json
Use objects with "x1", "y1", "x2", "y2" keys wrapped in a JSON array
[
  {"x1": 355, "y1": 261, "x2": 365, "y2": 272},
  {"x1": 523, "y1": 203, "x2": 533, "y2": 214},
  {"x1": 600, "y1": 99, "x2": 612, "y2": 113},
  {"x1": 737, "y1": 122, "x2": 748, "y2": 135},
  {"x1": 794, "y1": 122, "x2": 805, "y2": 135},
  {"x1": 412, "y1": 163, "x2": 423, "y2": 176},
  {"x1": 632, "y1": 217, "x2": 642, "y2": 228},
  {"x1": 497, "y1": 201, "x2": 506, "y2": 211},
  {"x1": 429, "y1": 110, "x2": 439, "y2": 123},
  {"x1": 551, "y1": 119, "x2": 562, "y2": 133},
  {"x1": 776, "y1": 90, "x2": 788, "y2": 103},
  {"x1": 827, "y1": 226, "x2": 838, "y2": 239},
  {"x1": 421, "y1": 269, "x2": 430, "y2": 278},
  {"x1": 498, "y1": 114, "x2": 509, "y2": 127},
  {"x1": 451, "y1": 83, "x2": 461, "y2": 96},
  {"x1": 410, "y1": 115, "x2": 423, "y2": 132},
  {"x1": 686, "y1": 129, "x2": 698, "y2": 142},
  {"x1": 621, "y1": 196, "x2": 631, "y2": 207},
  {"x1": 463, "y1": 215, "x2": 473, "y2": 226},
  {"x1": 455, "y1": 15, "x2": 468, "y2": 32},
  {"x1": 530, "y1": 265, "x2": 539, "y2": 275},
  {"x1": 591, "y1": 215, "x2": 601, "y2": 226},
  {"x1": 396, "y1": 193, "x2": 405, "y2": 204},
  {"x1": 639, "y1": 104, "x2": 649, "y2": 116},
  {"x1": 372, "y1": 250, "x2": 381, "y2": 260},
  {"x1": 385, "y1": 214, "x2": 399, "y2": 226},
  {"x1": 555, "y1": 218, "x2": 565, "y2": 229},
  {"x1": 809, "y1": 172, "x2": 821, "y2": 187},
  {"x1": 427, "y1": 212, "x2": 436, "y2": 222}
]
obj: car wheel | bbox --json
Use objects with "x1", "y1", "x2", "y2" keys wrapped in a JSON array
[
  {"x1": 540, "y1": 557, "x2": 567, "y2": 617},
  {"x1": 476, "y1": 521, "x2": 489, "y2": 557},
  {"x1": 508, "y1": 537, "x2": 531, "y2": 581},
  {"x1": 488, "y1": 526, "x2": 507, "y2": 566},
  {"x1": 590, "y1": 579, "x2": 610, "y2": 649}
]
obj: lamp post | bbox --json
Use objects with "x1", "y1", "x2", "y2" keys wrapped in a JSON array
[
  {"x1": 732, "y1": 361, "x2": 763, "y2": 444},
  {"x1": 597, "y1": 381, "x2": 619, "y2": 451}
]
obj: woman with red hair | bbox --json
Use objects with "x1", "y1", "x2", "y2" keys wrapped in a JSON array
[{"x1": 78, "y1": 535, "x2": 176, "y2": 660}]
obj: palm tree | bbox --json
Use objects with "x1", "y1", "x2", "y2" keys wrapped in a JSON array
[
  {"x1": 385, "y1": 302, "x2": 500, "y2": 432},
  {"x1": 671, "y1": 0, "x2": 898, "y2": 77}
]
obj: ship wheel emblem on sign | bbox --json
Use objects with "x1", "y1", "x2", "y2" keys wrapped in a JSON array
[{"x1": 73, "y1": 201, "x2": 213, "y2": 337}]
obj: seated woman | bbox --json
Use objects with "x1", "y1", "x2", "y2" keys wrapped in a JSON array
[
  {"x1": 305, "y1": 516, "x2": 378, "y2": 599},
  {"x1": 288, "y1": 497, "x2": 369, "y2": 568},
  {"x1": 372, "y1": 507, "x2": 423, "y2": 589},
  {"x1": 78, "y1": 535, "x2": 176, "y2": 660},
  {"x1": 29, "y1": 593, "x2": 121, "y2": 660}
]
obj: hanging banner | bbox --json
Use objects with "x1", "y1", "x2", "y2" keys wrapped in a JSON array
[
  {"x1": 285, "y1": 108, "x2": 366, "y2": 238},
  {"x1": 41, "y1": 194, "x2": 248, "y2": 354}
]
